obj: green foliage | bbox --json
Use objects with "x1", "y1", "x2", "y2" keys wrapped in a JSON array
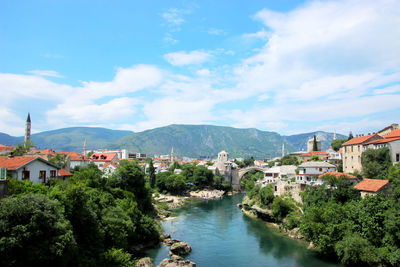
[
  {"x1": 11, "y1": 141, "x2": 32, "y2": 156},
  {"x1": 331, "y1": 139, "x2": 347, "y2": 151},
  {"x1": 361, "y1": 147, "x2": 392, "y2": 179},
  {"x1": 7, "y1": 178, "x2": 49, "y2": 196},
  {"x1": 49, "y1": 153, "x2": 68, "y2": 169},
  {"x1": 243, "y1": 157, "x2": 255, "y2": 167},
  {"x1": 272, "y1": 196, "x2": 294, "y2": 222},
  {"x1": 259, "y1": 184, "x2": 274, "y2": 207},
  {"x1": 335, "y1": 232, "x2": 379, "y2": 265},
  {"x1": 348, "y1": 131, "x2": 354, "y2": 140},
  {"x1": 102, "y1": 248, "x2": 134, "y2": 267},
  {"x1": 0, "y1": 194, "x2": 76, "y2": 266},
  {"x1": 310, "y1": 155, "x2": 322, "y2": 161},
  {"x1": 191, "y1": 165, "x2": 214, "y2": 186},
  {"x1": 280, "y1": 155, "x2": 299, "y2": 166}
]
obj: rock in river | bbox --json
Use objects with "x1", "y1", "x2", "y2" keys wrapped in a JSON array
[
  {"x1": 170, "y1": 242, "x2": 192, "y2": 256},
  {"x1": 136, "y1": 257, "x2": 155, "y2": 267},
  {"x1": 157, "y1": 258, "x2": 196, "y2": 267}
]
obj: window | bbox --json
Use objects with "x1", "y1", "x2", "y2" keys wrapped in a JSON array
[
  {"x1": 351, "y1": 146, "x2": 353, "y2": 152},
  {"x1": 396, "y1": 153, "x2": 399, "y2": 162},
  {"x1": 319, "y1": 168, "x2": 322, "y2": 172},
  {"x1": 50, "y1": 170, "x2": 57, "y2": 178},
  {"x1": 274, "y1": 186, "x2": 277, "y2": 192},
  {"x1": 40, "y1": 170, "x2": 46, "y2": 183},
  {"x1": 22, "y1": 171, "x2": 30, "y2": 180}
]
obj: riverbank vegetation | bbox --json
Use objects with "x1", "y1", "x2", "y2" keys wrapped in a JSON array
[
  {"x1": 243, "y1": 147, "x2": 400, "y2": 266},
  {"x1": 0, "y1": 161, "x2": 161, "y2": 267},
  {"x1": 154, "y1": 162, "x2": 231, "y2": 195}
]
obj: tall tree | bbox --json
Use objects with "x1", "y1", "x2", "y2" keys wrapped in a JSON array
[
  {"x1": 361, "y1": 147, "x2": 392, "y2": 179},
  {"x1": 149, "y1": 160, "x2": 156, "y2": 188},
  {"x1": 348, "y1": 131, "x2": 354, "y2": 140},
  {"x1": 313, "y1": 135, "x2": 319, "y2": 151}
]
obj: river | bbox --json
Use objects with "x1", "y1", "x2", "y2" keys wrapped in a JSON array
[{"x1": 145, "y1": 194, "x2": 340, "y2": 267}]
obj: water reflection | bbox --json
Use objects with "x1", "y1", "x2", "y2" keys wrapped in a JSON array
[{"x1": 146, "y1": 194, "x2": 340, "y2": 267}]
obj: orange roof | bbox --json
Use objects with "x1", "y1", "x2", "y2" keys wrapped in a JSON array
[
  {"x1": 0, "y1": 156, "x2": 38, "y2": 170},
  {"x1": 90, "y1": 153, "x2": 118, "y2": 162},
  {"x1": 343, "y1": 134, "x2": 381, "y2": 146},
  {"x1": 103, "y1": 162, "x2": 119, "y2": 168},
  {"x1": 319, "y1": 172, "x2": 357, "y2": 179},
  {"x1": 366, "y1": 136, "x2": 400, "y2": 145},
  {"x1": 59, "y1": 152, "x2": 89, "y2": 161},
  {"x1": 354, "y1": 178, "x2": 389, "y2": 192},
  {"x1": 300, "y1": 151, "x2": 328, "y2": 157},
  {"x1": 386, "y1": 129, "x2": 400, "y2": 139},
  {"x1": 40, "y1": 149, "x2": 57, "y2": 155},
  {"x1": 58, "y1": 169, "x2": 72, "y2": 176},
  {"x1": 0, "y1": 145, "x2": 14, "y2": 152}
]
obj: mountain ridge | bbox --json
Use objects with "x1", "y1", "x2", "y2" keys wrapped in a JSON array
[{"x1": 0, "y1": 124, "x2": 345, "y2": 158}]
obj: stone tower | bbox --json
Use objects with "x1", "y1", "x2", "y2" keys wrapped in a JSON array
[
  {"x1": 83, "y1": 139, "x2": 87, "y2": 156},
  {"x1": 171, "y1": 147, "x2": 174, "y2": 162},
  {"x1": 24, "y1": 113, "x2": 31, "y2": 144},
  {"x1": 282, "y1": 143, "x2": 285, "y2": 158},
  {"x1": 333, "y1": 130, "x2": 336, "y2": 140}
]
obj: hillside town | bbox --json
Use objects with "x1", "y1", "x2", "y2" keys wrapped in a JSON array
[{"x1": 0, "y1": 114, "x2": 398, "y2": 201}]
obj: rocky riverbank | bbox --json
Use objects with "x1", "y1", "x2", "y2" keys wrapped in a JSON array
[
  {"x1": 189, "y1": 189, "x2": 224, "y2": 199},
  {"x1": 239, "y1": 199, "x2": 305, "y2": 241}
]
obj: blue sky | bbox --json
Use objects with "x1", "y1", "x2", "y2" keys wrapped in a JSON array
[{"x1": 1, "y1": 0, "x2": 399, "y2": 136}]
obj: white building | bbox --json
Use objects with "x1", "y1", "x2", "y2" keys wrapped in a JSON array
[
  {"x1": 90, "y1": 152, "x2": 119, "y2": 168},
  {"x1": 296, "y1": 161, "x2": 336, "y2": 185},
  {"x1": 260, "y1": 165, "x2": 297, "y2": 185},
  {"x1": 0, "y1": 156, "x2": 60, "y2": 184}
]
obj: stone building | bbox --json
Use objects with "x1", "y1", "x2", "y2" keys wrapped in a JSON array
[{"x1": 306, "y1": 137, "x2": 321, "y2": 152}]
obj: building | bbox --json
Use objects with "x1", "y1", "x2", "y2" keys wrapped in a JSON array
[
  {"x1": 90, "y1": 152, "x2": 119, "y2": 168},
  {"x1": 101, "y1": 162, "x2": 119, "y2": 177},
  {"x1": 318, "y1": 172, "x2": 359, "y2": 185},
  {"x1": 307, "y1": 137, "x2": 321, "y2": 152},
  {"x1": 377, "y1": 123, "x2": 399, "y2": 137},
  {"x1": 0, "y1": 156, "x2": 60, "y2": 184},
  {"x1": 59, "y1": 152, "x2": 90, "y2": 170},
  {"x1": 296, "y1": 161, "x2": 336, "y2": 185},
  {"x1": 58, "y1": 169, "x2": 73, "y2": 180},
  {"x1": 254, "y1": 160, "x2": 269, "y2": 168},
  {"x1": 299, "y1": 151, "x2": 329, "y2": 162},
  {"x1": 24, "y1": 113, "x2": 31, "y2": 144},
  {"x1": 354, "y1": 178, "x2": 390, "y2": 198},
  {"x1": 342, "y1": 133, "x2": 382, "y2": 173},
  {"x1": 364, "y1": 129, "x2": 400, "y2": 164},
  {"x1": 94, "y1": 149, "x2": 147, "y2": 160},
  {"x1": 260, "y1": 165, "x2": 297, "y2": 185},
  {"x1": 0, "y1": 145, "x2": 15, "y2": 155}
]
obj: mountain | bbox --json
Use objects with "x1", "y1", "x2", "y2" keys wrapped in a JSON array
[
  {"x1": 0, "y1": 125, "x2": 341, "y2": 159},
  {"x1": 283, "y1": 131, "x2": 347, "y2": 152},
  {"x1": 114, "y1": 124, "x2": 295, "y2": 159},
  {"x1": 0, "y1": 127, "x2": 133, "y2": 152}
]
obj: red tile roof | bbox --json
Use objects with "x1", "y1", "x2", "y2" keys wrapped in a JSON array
[
  {"x1": 90, "y1": 153, "x2": 118, "y2": 162},
  {"x1": 385, "y1": 129, "x2": 400, "y2": 139},
  {"x1": 59, "y1": 152, "x2": 89, "y2": 161},
  {"x1": 58, "y1": 169, "x2": 72, "y2": 176},
  {"x1": 300, "y1": 151, "x2": 328, "y2": 157},
  {"x1": 318, "y1": 172, "x2": 357, "y2": 179},
  {"x1": 103, "y1": 162, "x2": 119, "y2": 168},
  {"x1": 0, "y1": 156, "x2": 37, "y2": 170},
  {"x1": 40, "y1": 149, "x2": 57, "y2": 155},
  {"x1": 354, "y1": 178, "x2": 389, "y2": 192},
  {"x1": 343, "y1": 134, "x2": 381, "y2": 146},
  {"x1": 0, "y1": 145, "x2": 15, "y2": 152}
]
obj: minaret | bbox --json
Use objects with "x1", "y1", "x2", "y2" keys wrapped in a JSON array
[
  {"x1": 24, "y1": 113, "x2": 31, "y2": 144},
  {"x1": 333, "y1": 130, "x2": 337, "y2": 140},
  {"x1": 171, "y1": 147, "x2": 174, "y2": 162},
  {"x1": 282, "y1": 143, "x2": 285, "y2": 158},
  {"x1": 83, "y1": 139, "x2": 87, "y2": 156}
]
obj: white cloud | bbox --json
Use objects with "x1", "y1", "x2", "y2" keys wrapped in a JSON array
[
  {"x1": 27, "y1": 70, "x2": 64, "y2": 78},
  {"x1": 163, "y1": 33, "x2": 178, "y2": 44},
  {"x1": 207, "y1": 28, "x2": 227, "y2": 36},
  {"x1": 0, "y1": 108, "x2": 25, "y2": 136},
  {"x1": 196, "y1": 69, "x2": 210, "y2": 76},
  {"x1": 162, "y1": 8, "x2": 187, "y2": 26},
  {"x1": 164, "y1": 50, "x2": 211, "y2": 66},
  {"x1": 243, "y1": 29, "x2": 270, "y2": 40}
]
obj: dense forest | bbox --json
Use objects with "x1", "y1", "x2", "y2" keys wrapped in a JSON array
[{"x1": 0, "y1": 161, "x2": 160, "y2": 266}]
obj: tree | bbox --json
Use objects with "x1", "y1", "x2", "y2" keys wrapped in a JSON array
[
  {"x1": 331, "y1": 139, "x2": 347, "y2": 151},
  {"x1": 49, "y1": 153, "x2": 68, "y2": 169},
  {"x1": 280, "y1": 155, "x2": 299, "y2": 166},
  {"x1": 191, "y1": 165, "x2": 213, "y2": 187},
  {"x1": 149, "y1": 161, "x2": 156, "y2": 188},
  {"x1": 259, "y1": 184, "x2": 274, "y2": 207},
  {"x1": 348, "y1": 131, "x2": 354, "y2": 140},
  {"x1": 0, "y1": 194, "x2": 76, "y2": 266},
  {"x1": 243, "y1": 157, "x2": 255, "y2": 167},
  {"x1": 361, "y1": 147, "x2": 392, "y2": 179},
  {"x1": 312, "y1": 135, "x2": 319, "y2": 151}
]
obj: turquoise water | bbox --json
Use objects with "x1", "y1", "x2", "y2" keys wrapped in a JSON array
[{"x1": 146, "y1": 194, "x2": 340, "y2": 267}]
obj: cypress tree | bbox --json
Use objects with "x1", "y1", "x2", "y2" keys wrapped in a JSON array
[
  {"x1": 313, "y1": 135, "x2": 319, "y2": 151},
  {"x1": 149, "y1": 160, "x2": 156, "y2": 188}
]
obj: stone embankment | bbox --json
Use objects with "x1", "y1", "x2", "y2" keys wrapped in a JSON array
[
  {"x1": 189, "y1": 189, "x2": 224, "y2": 199},
  {"x1": 154, "y1": 194, "x2": 186, "y2": 209}
]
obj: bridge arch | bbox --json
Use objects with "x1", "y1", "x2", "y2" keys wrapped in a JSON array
[{"x1": 238, "y1": 166, "x2": 267, "y2": 179}]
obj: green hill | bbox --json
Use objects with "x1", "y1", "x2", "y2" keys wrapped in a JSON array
[
  {"x1": 0, "y1": 125, "x2": 341, "y2": 158},
  {"x1": 114, "y1": 124, "x2": 295, "y2": 159}
]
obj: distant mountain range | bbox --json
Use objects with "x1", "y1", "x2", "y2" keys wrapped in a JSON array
[{"x1": 0, "y1": 125, "x2": 345, "y2": 159}]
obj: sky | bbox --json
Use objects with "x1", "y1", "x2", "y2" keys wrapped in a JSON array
[{"x1": 1, "y1": 0, "x2": 399, "y2": 136}]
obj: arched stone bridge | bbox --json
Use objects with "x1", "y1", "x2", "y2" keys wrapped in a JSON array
[{"x1": 231, "y1": 166, "x2": 269, "y2": 188}]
